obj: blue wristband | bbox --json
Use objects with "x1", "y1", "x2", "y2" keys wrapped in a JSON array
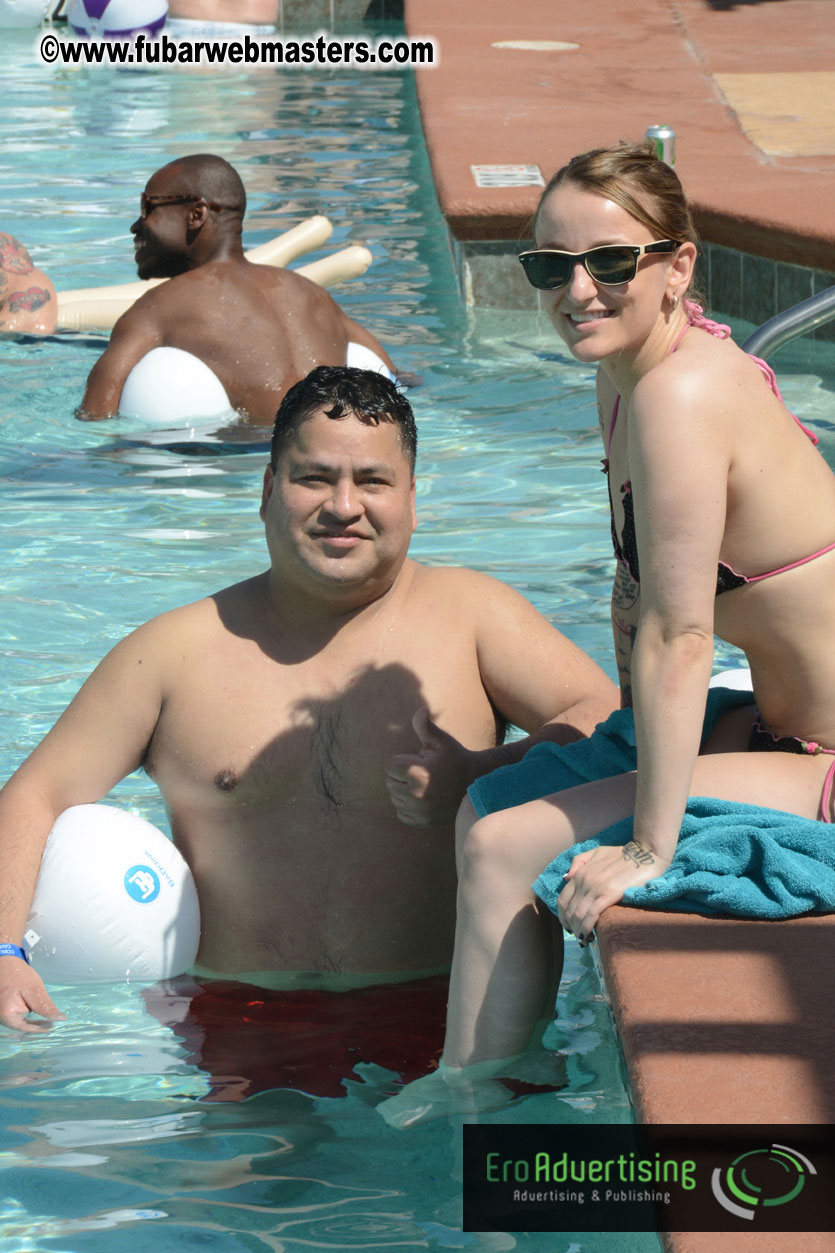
[{"x1": 0, "y1": 943, "x2": 29, "y2": 964}]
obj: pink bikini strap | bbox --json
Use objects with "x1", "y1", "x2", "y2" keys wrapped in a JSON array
[
  {"x1": 684, "y1": 301, "x2": 819, "y2": 445},
  {"x1": 747, "y1": 352, "x2": 819, "y2": 445},
  {"x1": 670, "y1": 319, "x2": 692, "y2": 352},
  {"x1": 796, "y1": 734, "x2": 835, "y2": 824},
  {"x1": 820, "y1": 755, "x2": 835, "y2": 824},
  {"x1": 732, "y1": 539, "x2": 835, "y2": 585},
  {"x1": 681, "y1": 302, "x2": 733, "y2": 341},
  {"x1": 606, "y1": 300, "x2": 819, "y2": 458}
]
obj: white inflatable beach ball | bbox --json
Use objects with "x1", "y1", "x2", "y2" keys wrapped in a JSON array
[
  {"x1": 25, "y1": 804, "x2": 200, "y2": 984},
  {"x1": 708, "y1": 667, "x2": 754, "y2": 691},
  {"x1": 119, "y1": 347, "x2": 235, "y2": 427},
  {"x1": 67, "y1": 0, "x2": 168, "y2": 39},
  {"x1": 0, "y1": 0, "x2": 52, "y2": 28}
]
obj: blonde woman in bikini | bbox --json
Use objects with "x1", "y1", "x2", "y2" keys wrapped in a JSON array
[{"x1": 382, "y1": 141, "x2": 835, "y2": 1120}]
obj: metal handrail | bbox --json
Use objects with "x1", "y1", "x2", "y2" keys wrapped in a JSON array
[{"x1": 742, "y1": 284, "x2": 835, "y2": 358}]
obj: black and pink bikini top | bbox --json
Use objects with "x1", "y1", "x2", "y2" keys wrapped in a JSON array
[{"x1": 605, "y1": 304, "x2": 835, "y2": 595}]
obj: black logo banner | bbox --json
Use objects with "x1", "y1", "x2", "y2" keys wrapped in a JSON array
[{"x1": 463, "y1": 1123, "x2": 834, "y2": 1233}]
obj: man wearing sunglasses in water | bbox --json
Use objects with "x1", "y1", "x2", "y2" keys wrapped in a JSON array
[{"x1": 77, "y1": 153, "x2": 396, "y2": 426}]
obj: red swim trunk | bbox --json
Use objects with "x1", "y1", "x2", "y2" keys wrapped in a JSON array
[{"x1": 143, "y1": 974, "x2": 449, "y2": 1101}]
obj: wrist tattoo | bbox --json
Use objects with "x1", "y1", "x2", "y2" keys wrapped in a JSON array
[{"x1": 622, "y1": 840, "x2": 656, "y2": 868}]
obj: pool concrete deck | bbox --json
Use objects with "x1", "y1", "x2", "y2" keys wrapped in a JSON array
[
  {"x1": 596, "y1": 909, "x2": 835, "y2": 1251},
  {"x1": 403, "y1": 1, "x2": 835, "y2": 1247}
]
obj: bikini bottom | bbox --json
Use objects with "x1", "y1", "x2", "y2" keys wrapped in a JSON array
[{"x1": 749, "y1": 715, "x2": 835, "y2": 824}]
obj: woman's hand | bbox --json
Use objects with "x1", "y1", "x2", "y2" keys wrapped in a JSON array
[{"x1": 557, "y1": 841, "x2": 670, "y2": 944}]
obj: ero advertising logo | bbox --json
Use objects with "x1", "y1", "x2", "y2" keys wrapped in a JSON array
[
  {"x1": 712, "y1": 1142, "x2": 816, "y2": 1220},
  {"x1": 463, "y1": 1125, "x2": 834, "y2": 1234}
]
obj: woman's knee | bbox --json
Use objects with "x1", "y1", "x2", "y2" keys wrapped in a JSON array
[
  {"x1": 456, "y1": 807, "x2": 521, "y2": 887},
  {"x1": 454, "y1": 794, "x2": 478, "y2": 854}
]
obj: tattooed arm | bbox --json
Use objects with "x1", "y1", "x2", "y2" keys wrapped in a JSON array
[
  {"x1": 0, "y1": 233, "x2": 57, "y2": 335},
  {"x1": 598, "y1": 372, "x2": 641, "y2": 706},
  {"x1": 611, "y1": 561, "x2": 640, "y2": 708}
]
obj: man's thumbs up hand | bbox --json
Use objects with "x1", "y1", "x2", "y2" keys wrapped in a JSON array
[{"x1": 385, "y1": 707, "x2": 476, "y2": 827}]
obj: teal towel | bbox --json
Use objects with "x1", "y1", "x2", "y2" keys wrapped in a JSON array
[
  {"x1": 469, "y1": 686, "x2": 755, "y2": 820},
  {"x1": 531, "y1": 688, "x2": 835, "y2": 920}
]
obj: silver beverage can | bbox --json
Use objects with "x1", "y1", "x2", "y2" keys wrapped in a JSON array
[{"x1": 645, "y1": 124, "x2": 676, "y2": 165}]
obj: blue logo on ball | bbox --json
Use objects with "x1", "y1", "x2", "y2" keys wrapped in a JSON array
[{"x1": 124, "y1": 865, "x2": 160, "y2": 903}]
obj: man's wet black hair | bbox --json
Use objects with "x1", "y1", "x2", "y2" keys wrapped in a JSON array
[{"x1": 269, "y1": 366, "x2": 417, "y2": 471}]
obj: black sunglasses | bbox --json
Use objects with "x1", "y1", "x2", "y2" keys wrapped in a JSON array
[
  {"x1": 139, "y1": 193, "x2": 239, "y2": 219},
  {"x1": 518, "y1": 240, "x2": 681, "y2": 290}
]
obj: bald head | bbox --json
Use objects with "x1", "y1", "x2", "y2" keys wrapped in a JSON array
[
  {"x1": 132, "y1": 154, "x2": 248, "y2": 277},
  {"x1": 151, "y1": 154, "x2": 246, "y2": 220}
]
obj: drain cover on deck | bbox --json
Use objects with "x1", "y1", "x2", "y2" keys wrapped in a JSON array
[
  {"x1": 492, "y1": 40, "x2": 580, "y2": 52},
  {"x1": 471, "y1": 164, "x2": 545, "y2": 188}
]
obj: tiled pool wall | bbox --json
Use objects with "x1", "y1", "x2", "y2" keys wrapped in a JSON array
[
  {"x1": 698, "y1": 242, "x2": 835, "y2": 339},
  {"x1": 451, "y1": 235, "x2": 835, "y2": 344}
]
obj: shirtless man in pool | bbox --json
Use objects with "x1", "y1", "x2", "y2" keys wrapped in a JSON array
[
  {"x1": 0, "y1": 231, "x2": 56, "y2": 335},
  {"x1": 77, "y1": 153, "x2": 395, "y2": 424},
  {"x1": 0, "y1": 367, "x2": 617, "y2": 1034}
]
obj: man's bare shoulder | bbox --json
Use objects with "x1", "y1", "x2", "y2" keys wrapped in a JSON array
[
  {"x1": 112, "y1": 578, "x2": 257, "y2": 659},
  {"x1": 406, "y1": 563, "x2": 616, "y2": 730},
  {"x1": 105, "y1": 283, "x2": 180, "y2": 340},
  {"x1": 408, "y1": 563, "x2": 545, "y2": 616},
  {"x1": 407, "y1": 562, "x2": 599, "y2": 659},
  {"x1": 249, "y1": 261, "x2": 340, "y2": 305},
  {"x1": 134, "y1": 261, "x2": 336, "y2": 313},
  {"x1": 107, "y1": 265, "x2": 257, "y2": 343},
  {"x1": 124, "y1": 260, "x2": 241, "y2": 309},
  {"x1": 127, "y1": 266, "x2": 209, "y2": 311},
  {"x1": 411, "y1": 563, "x2": 484, "y2": 588}
]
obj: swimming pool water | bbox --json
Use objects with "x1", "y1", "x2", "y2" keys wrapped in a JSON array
[{"x1": 2, "y1": 18, "x2": 834, "y2": 1253}]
